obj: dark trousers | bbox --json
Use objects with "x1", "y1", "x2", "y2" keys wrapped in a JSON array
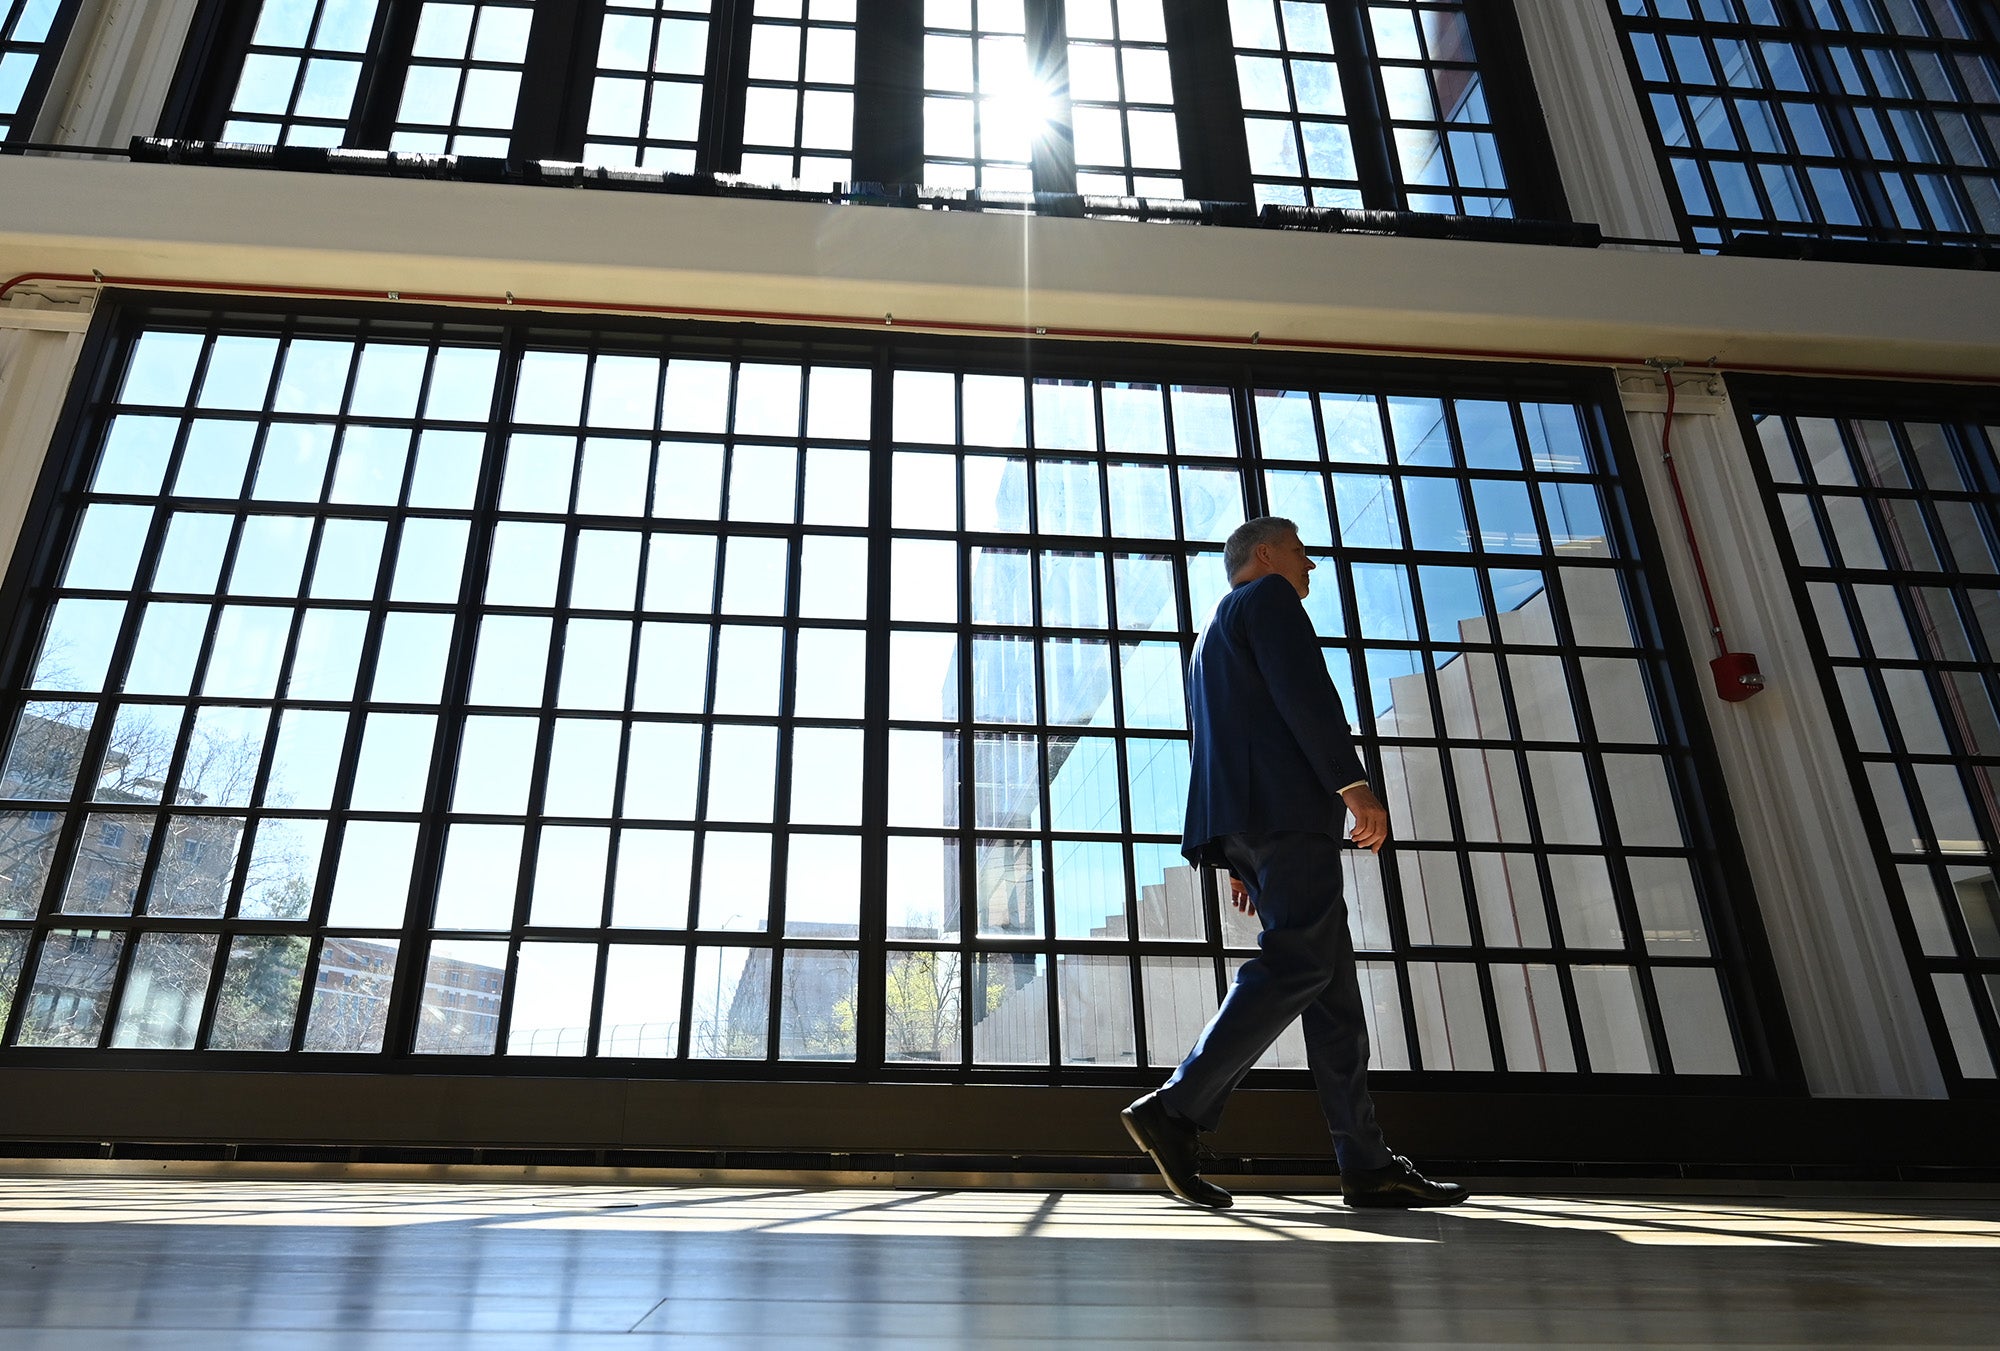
[{"x1": 1155, "y1": 830, "x2": 1393, "y2": 1173}]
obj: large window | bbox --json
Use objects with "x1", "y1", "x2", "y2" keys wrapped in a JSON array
[
  {"x1": 0, "y1": 0, "x2": 83, "y2": 145},
  {"x1": 0, "y1": 301, "x2": 1767, "y2": 1082},
  {"x1": 1229, "y1": 0, "x2": 1518, "y2": 215},
  {"x1": 1745, "y1": 386, "x2": 2000, "y2": 1087},
  {"x1": 165, "y1": 0, "x2": 1568, "y2": 217},
  {"x1": 1612, "y1": 0, "x2": 2000, "y2": 251}
]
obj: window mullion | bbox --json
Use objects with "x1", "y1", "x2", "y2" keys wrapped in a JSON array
[
  {"x1": 510, "y1": 3, "x2": 591, "y2": 162},
  {"x1": 1326, "y1": 0, "x2": 1402, "y2": 210},
  {"x1": 159, "y1": 1, "x2": 258, "y2": 139},
  {"x1": 853, "y1": 0, "x2": 925, "y2": 185},
  {"x1": 547, "y1": 4, "x2": 609, "y2": 161},
  {"x1": 1163, "y1": 0, "x2": 1256, "y2": 203},
  {"x1": 374, "y1": 324, "x2": 522, "y2": 1060},
  {"x1": 349, "y1": 0, "x2": 426, "y2": 151},
  {"x1": 1459, "y1": 0, "x2": 1569, "y2": 220},
  {"x1": 701, "y1": 0, "x2": 756, "y2": 176},
  {"x1": 1027, "y1": 0, "x2": 1076, "y2": 197}
]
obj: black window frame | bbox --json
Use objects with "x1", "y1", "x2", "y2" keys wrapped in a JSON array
[
  {"x1": 156, "y1": 0, "x2": 1572, "y2": 222},
  {"x1": 1736, "y1": 375, "x2": 2000, "y2": 1095},
  {"x1": 1609, "y1": 0, "x2": 2000, "y2": 257},
  {"x1": 0, "y1": 290, "x2": 1801, "y2": 1093}
]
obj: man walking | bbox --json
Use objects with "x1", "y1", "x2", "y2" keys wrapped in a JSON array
[{"x1": 1122, "y1": 517, "x2": 1466, "y2": 1210}]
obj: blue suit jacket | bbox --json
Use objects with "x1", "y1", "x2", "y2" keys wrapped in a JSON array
[{"x1": 1182, "y1": 573, "x2": 1369, "y2": 867}]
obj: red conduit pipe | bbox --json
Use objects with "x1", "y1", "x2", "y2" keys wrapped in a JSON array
[
  {"x1": 6, "y1": 270, "x2": 2000, "y2": 387},
  {"x1": 1649, "y1": 362, "x2": 1767, "y2": 702}
]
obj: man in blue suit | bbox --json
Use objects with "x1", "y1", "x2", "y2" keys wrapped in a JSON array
[{"x1": 1122, "y1": 517, "x2": 1467, "y2": 1210}]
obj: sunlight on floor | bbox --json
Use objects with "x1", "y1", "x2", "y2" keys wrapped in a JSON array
[{"x1": 1, "y1": 1177, "x2": 1997, "y2": 1249}]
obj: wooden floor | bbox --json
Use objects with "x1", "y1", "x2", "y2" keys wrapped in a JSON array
[{"x1": 1, "y1": 1174, "x2": 1997, "y2": 1348}]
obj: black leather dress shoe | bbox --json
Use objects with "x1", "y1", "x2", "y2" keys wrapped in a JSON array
[
  {"x1": 1121, "y1": 1093, "x2": 1233, "y2": 1210},
  {"x1": 1340, "y1": 1154, "x2": 1468, "y2": 1208}
]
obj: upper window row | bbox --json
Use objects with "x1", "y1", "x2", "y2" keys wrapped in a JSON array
[
  {"x1": 154, "y1": 0, "x2": 1566, "y2": 218},
  {"x1": 1612, "y1": 0, "x2": 2000, "y2": 249}
]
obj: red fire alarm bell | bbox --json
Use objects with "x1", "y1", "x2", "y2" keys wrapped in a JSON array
[{"x1": 1710, "y1": 651, "x2": 1766, "y2": 703}]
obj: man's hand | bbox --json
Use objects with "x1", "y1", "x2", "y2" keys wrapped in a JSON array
[
  {"x1": 1341, "y1": 784, "x2": 1390, "y2": 853},
  {"x1": 1228, "y1": 875, "x2": 1255, "y2": 916}
]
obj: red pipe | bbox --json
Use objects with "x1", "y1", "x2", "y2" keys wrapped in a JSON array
[
  {"x1": 1655, "y1": 370, "x2": 1732, "y2": 658},
  {"x1": 6, "y1": 270, "x2": 2000, "y2": 387}
]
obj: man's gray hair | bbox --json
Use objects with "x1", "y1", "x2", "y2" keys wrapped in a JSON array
[{"x1": 1224, "y1": 516, "x2": 1299, "y2": 581}]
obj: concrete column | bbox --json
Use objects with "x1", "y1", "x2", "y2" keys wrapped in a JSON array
[
  {"x1": 1512, "y1": 0, "x2": 1682, "y2": 245},
  {"x1": 33, "y1": 0, "x2": 204, "y2": 148},
  {"x1": 1618, "y1": 371, "x2": 1947, "y2": 1097},
  {"x1": 0, "y1": 313, "x2": 88, "y2": 575}
]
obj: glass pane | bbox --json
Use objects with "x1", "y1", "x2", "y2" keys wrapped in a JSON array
[
  {"x1": 324, "y1": 821, "x2": 418, "y2": 928},
  {"x1": 2, "y1": 933, "x2": 42, "y2": 1035},
  {"x1": 786, "y1": 833, "x2": 860, "y2": 938},
  {"x1": 1629, "y1": 856, "x2": 1711, "y2": 955},
  {"x1": 778, "y1": 948, "x2": 858, "y2": 1060},
  {"x1": 1491, "y1": 963, "x2": 1575, "y2": 1072},
  {"x1": 1059, "y1": 953, "x2": 1136, "y2": 1065},
  {"x1": 1465, "y1": 850, "x2": 1547, "y2": 947},
  {"x1": 109, "y1": 932, "x2": 218, "y2": 1048},
  {"x1": 411, "y1": 938, "x2": 508, "y2": 1054},
  {"x1": 600, "y1": 945, "x2": 684, "y2": 1057},
  {"x1": 62, "y1": 811, "x2": 148, "y2": 917},
  {"x1": 688, "y1": 945, "x2": 769, "y2": 1058},
  {"x1": 1409, "y1": 961, "x2": 1492, "y2": 1070},
  {"x1": 611, "y1": 828, "x2": 693, "y2": 928},
  {"x1": 885, "y1": 948, "x2": 961, "y2": 1063},
  {"x1": 506, "y1": 942, "x2": 597, "y2": 1055},
  {"x1": 0, "y1": 810, "x2": 63, "y2": 918},
  {"x1": 434, "y1": 823, "x2": 523, "y2": 930},
  {"x1": 206, "y1": 933, "x2": 310, "y2": 1050},
  {"x1": 1139, "y1": 955, "x2": 1216, "y2": 1070},
  {"x1": 530, "y1": 825, "x2": 609, "y2": 928},
  {"x1": 972, "y1": 952, "x2": 1047, "y2": 1064},
  {"x1": 144, "y1": 814, "x2": 245, "y2": 917},
  {"x1": 1400, "y1": 850, "x2": 1470, "y2": 945},
  {"x1": 886, "y1": 835, "x2": 958, "y2": 941},
  {"x1": 1654, "y1": 965, "x2": 1740, "y2": 1074},
  {"x1": 1934, "y1": 974, "x2": 1995, "y2": 1078},
  {"x1": 1573, "y1": 965, "x2": 1658, "y2": 1072},
  {"x1": 15, "y1": 930, "x2": 124, "y2": 1047}
]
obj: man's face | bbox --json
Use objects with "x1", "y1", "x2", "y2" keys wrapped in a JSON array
[{"x1": 1260, "y1": 530, "x2": 1316, "y2": 597}]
